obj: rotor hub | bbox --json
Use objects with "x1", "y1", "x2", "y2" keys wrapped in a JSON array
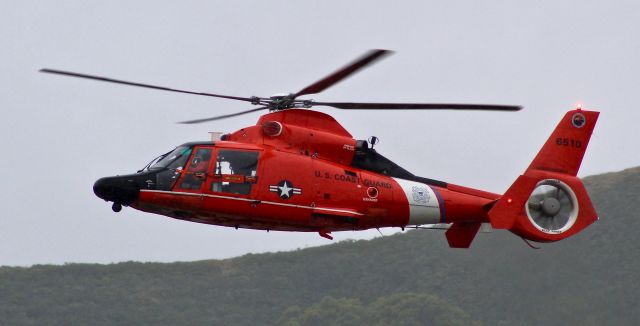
[{"x1": 541, "y1": 197, "x2": 561, "y2": 216}]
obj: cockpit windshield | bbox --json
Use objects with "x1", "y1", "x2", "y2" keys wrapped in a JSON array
[{"x1": 146, "y1": 146, "x2": 193, "y2": 171}]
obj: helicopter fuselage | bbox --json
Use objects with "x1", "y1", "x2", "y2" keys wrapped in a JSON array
[{"x1": 93, "y1": 107, "x2": 601, "y2": 247}]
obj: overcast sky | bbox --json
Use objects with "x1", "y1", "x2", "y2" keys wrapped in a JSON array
[{"x1": 1, "y1": 1, "x2": 639, "y2": 266}]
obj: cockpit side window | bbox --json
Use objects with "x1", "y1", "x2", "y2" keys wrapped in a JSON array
[
  {"x1": 211, "y1": 150, "x2": 259, "y2": 195},
  {"x1": 179, "y1": 147, "x2": 213, "y2": 190}
]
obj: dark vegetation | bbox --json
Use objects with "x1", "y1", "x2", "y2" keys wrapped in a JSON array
[{"x1": 1, "y1": 167, "x2": 639, "y2": 325}]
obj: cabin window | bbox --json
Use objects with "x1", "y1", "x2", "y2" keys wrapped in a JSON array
[{"x1": 211, "y1": 150, "x2": 259, "y2": 195}]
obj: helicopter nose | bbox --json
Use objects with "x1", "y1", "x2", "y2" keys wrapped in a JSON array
[{"x1": 93, "y1": 176, "x2": 140, "y2": 205}]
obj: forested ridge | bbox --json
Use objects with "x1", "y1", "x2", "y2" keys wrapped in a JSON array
[{"x1": 2, "y1": 167, "x2": 639, "y2": 325}]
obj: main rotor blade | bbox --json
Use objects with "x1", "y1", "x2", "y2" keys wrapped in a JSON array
[
  {"x1": 309, "y1": 102, "x2": 523, "y2": 111},
  {"x1": 178, "y1": 106, "x2": 270, "y2": 124},
  {"x1": 40, "y1": 68, "x2": 256, "y2": 103},
  {"x1": 293, "y1": 49, "x2": 393, "y2": 98}
]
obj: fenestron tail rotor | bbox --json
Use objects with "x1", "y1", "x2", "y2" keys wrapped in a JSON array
[
  {"x1": 40, "y1": 49, "x2": 522, "y2": 123},
  {"x1": 526, "y1": 180, "x2": 577, "y2": 233}
]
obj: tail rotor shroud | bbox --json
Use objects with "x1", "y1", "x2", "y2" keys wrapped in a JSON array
[{"x1": 525, "y1": 180, "x2": 578, "y2": 234}]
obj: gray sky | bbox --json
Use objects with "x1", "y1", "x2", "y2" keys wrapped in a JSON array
[{"x1": 1, "y1": 1, "x2": 639, "y2": 266}]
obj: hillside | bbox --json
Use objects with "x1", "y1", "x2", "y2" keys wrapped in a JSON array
[{"x1": 1, "y1": 167, "x2": 640, "y2": 325}]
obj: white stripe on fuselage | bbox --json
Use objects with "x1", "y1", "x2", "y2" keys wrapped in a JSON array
[
  {"x1": 139, "y1": 189, "x2": 364, "y2": 216},
  {"x1": 392, "y1": 178, "x2": 441, "y2": 225}
]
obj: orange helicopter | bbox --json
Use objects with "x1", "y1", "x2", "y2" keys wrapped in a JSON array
[{"x1": 41, "y1": 50, "x2": 599, "y2": 248}]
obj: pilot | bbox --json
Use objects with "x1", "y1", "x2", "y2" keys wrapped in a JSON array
[
  {"x1": 190, "y1": 150, "x2": 211, "y2": 173},
  {"x1": 180, "y1": 150, "x2": 211, "y2": 189}
]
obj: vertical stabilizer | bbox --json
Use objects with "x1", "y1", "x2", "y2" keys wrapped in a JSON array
[{"x1": 527, "y1": 109, "x2": 599, "y2": 176}]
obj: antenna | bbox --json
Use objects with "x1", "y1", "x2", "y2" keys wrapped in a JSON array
[{"x1": 368, "y1": 136, "x2": 380, "y2": 149}]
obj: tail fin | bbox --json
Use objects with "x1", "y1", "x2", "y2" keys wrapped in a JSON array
[
  {"x1": 489, "y1": 109, "x2": 599, "y2": 242},
  {"x1": 527, "y1": 109, "x2": 598, "y2": 176}
]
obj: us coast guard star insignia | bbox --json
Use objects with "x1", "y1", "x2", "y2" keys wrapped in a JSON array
[{"x1": 269, "y1": 180, "x2": 302, "y2": 199}]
